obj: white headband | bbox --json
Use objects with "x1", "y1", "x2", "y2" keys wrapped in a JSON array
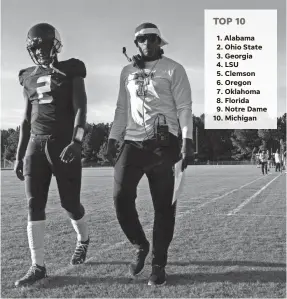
[{"x1": 135, "y1": 28, "x2": 168, "y2": 47}]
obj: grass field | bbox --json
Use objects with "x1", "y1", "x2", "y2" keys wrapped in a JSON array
[{"x1": 1, "y1": 165, "x2": 286, "y2": 298}]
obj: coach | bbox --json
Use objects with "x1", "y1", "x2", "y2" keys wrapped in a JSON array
[{"x1": 106, "y1": 22, "x2": 194, "y2": 286}]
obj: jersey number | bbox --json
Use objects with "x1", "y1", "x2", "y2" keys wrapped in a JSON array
[{"x1": 36, "y1": 75, "x2": 53, "y2": 104}]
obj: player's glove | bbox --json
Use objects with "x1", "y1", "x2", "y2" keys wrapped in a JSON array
[
  {"x1": 60, "y1": 142, "x2": 82, "y2": 163},
  {"x1": 14, "y1": 159, "x2": 25, "y2": 181},
  {"x1": 181, "y1": 138, "x2": 194, "y2": 171}
]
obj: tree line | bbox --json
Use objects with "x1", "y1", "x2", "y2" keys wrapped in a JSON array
[{"x1": 1, "y1": 113, "x2": 286, "y2": 165}]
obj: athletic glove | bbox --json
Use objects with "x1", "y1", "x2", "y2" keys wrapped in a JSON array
[{"x1": 14, "y1": 159, "x2": 24, "y2": 181}]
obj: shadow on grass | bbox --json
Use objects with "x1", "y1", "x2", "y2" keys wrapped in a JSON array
[
  {"x1": 167, "y1": 270, "x2": 286, "y2": 285},
  {"x1": 42, "y1": 275, "x2": 145, "y2": 289},
  {"x1": 29, "y1": 260, "x2": 286, "y2": 289},
  {"x1": 86, "y1": 261, "x2": 130, "y2": 265},
  {"x1": 168, "y1": 260, "x2": 286, "y2": 268},
  {"x1": 86, "y1": 260, "x2": 286, "y2": 268},
  {"x1": 41, "y1": 270, "x2": 286, "y2": 289}
]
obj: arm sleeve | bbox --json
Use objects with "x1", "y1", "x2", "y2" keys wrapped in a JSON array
[
  {"x1": 171, "y1": 64, "x2": 193, "y2": 139},
  {"x1": 108, "y1": 69, "x2": 128, "y2": 141}
]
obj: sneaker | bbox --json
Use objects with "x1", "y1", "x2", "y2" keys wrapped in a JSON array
[
  {"x1": 148, "y1": 265, "x2": 166, "y2": 286},
  {"x1": 15, "y1": 264, "x2": 47, "y2": 287},
  {"x1": 71, "y1": 237, "x2": 90, "y2": 265},
  {"x1": 129, "y1": 242, "x2": 150, "y2": 276}
]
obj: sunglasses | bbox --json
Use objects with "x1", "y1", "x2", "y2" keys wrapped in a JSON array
[{"x1": 136, "y1": 34, "x2": 158, "y2": 43}]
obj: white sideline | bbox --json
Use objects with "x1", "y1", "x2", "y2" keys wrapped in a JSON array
[
  {"x1": 104, "y1": 177, "x2": 263, "y2": 226},
  {"x1": 227, "y1": 174, "x2": 282, "y2": 215},
  {"x1": 187, "y1": 176, "x2": 264, "y2": 211}
]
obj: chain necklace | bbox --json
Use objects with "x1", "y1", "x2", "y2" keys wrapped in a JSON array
[{"x1": 140, "y1": 59, "x2": 160, "y2": 141}]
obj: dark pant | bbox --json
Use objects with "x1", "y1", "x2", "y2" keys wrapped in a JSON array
[
  {"x1": 275, "y1": 162, "x2": 281, "y2": 172},
  {"x1": 113, "y1": 134, "x2": 180, "y2": 267},
  {"x1": 23, "y1": 135, "x2": 84, "y2": 221},
  {"x1": 261, "y1": 162, "x2": 267, "y2": 174}
]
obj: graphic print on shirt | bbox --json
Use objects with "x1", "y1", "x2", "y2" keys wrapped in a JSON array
[
  {"x1": 133, "y1": 70, "x2": 157, "y2": 98},
  {"x1": 127, "y1": 69, "x2": 160, "y2": 126}
]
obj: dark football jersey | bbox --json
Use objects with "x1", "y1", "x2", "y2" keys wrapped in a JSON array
[{"x1": 19, "y1": 58, "x2": 86, "y2": 138}]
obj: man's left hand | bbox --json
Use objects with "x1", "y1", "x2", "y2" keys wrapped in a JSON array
[
  {"x1": 60, "y1": 142, "x2": 82, "y2": 163},
  {"x1": 181, "y1": 138, "x2": 194, "y2": 171}
]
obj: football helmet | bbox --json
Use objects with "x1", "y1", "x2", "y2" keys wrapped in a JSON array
[{"x1": 26, "y1": 23, "x2": 63, "y2": 66}]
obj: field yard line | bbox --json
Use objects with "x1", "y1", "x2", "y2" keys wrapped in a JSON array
[
  {"x1": 227, "y1": 174, "x2": 282, "y2": 215},
  {"x1": 103, "y1": 176, "x2": 261, "y2": 224},
  {"x1": 191, "y1": 176, "x2": 264, "y2": 210}
]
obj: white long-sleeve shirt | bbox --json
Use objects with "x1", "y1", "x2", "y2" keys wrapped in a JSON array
[{"x1": 109, "y1": 56, "x2": 193, "y2": 141}]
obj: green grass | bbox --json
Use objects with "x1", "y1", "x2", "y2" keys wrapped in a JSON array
[{"x1": 1, "y1": 166, "x2": 286, "y2": 298}]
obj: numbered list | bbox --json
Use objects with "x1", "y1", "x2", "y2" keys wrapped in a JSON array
[{"x1": 204, "y1": 10, "x2": 277, "y2": 129}]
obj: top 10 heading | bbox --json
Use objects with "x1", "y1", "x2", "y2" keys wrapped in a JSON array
[{"x1": 213, "y1": 17, "x2": 247, "y2": 25}]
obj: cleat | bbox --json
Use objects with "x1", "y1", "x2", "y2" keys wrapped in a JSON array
[
  {"x1": 148, "y1": 265, "x2": 166, "y2": 286},
  {"x1": 71, "y1": 237, "x2": 90, "y2": 265},
  {"x1": 129, "y1": 243, "x2": 150, "y2": 277},
  {"x1": 15, "y1": 264, "x2": 47, "y2": 287}
]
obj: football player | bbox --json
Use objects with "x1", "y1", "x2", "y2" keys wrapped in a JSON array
[{"x1": 14, "y1": 23, "x2": 89, "y2": 287}]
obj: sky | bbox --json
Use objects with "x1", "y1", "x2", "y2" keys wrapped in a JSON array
[{"x1": 1, "y1": 0, "x2": 286, "y2": 129}]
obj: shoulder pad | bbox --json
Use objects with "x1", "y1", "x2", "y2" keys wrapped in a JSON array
[
  {"x1": 65, "y1": 58, "x2": 86, "y2": 79},
  {"x1": 18, "y1": 67, "x2": 36, "y2": 86},
  {"x1": 18, "y1": 69, "x2": 26, "y2": 86}
]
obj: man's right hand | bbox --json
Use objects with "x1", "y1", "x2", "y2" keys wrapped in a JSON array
[
  {"x1": 105, "y1": 139, "x2": 118, "y2": 166},
  {"x1": 14, "y1": 160, "x2": 25, "y2": 181}
]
